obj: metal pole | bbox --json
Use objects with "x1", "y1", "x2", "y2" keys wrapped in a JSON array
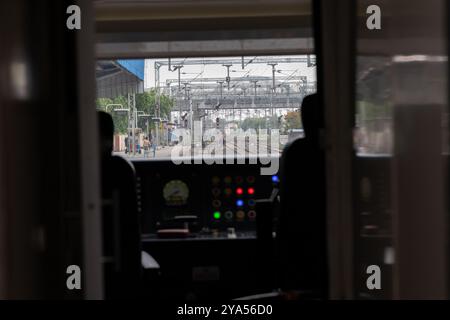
[
  {"x1": 268, "y1": 63, "x2": 277, "y2": 93},
  {"x1": 252, "y1": 80, "x2": 258, "y2": 97},
  {"x1": 154, "y1": 62, "x2": 159, "y2": 92},
  {"x1": 155, "y1": 121, "x2": 159, "y2": 151},
  {"x1": 127, "y1": 94, "x2": 131, "y2": 154},
  {"x1": 189, "y1": 100, "x2": 193, "y2": 146},
  {"x1": 223, "y1": 64, "x2": 232, "y2": 90},
  {"x1": 183, "y1": 83, "x2": 189, "y2": 128},
  {"x1": 131, "y1": 93, "x2": 136, "y2": 156},
  {"x1": 217, "y1": 81, "x2": 224, "y2": 101},
  {"x1": 268, "y1": 63, "x2": 277, "y2": 120},
  {"x1": 177, "y1": 66, "x2": 182, "y2": 91},
  {"x1": 177, "y1": 66, "x2": 183, "y2": 125}
]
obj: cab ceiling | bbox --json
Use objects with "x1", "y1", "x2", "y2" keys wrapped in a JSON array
[
  {"x1": 94, "y1": 0, "x2": 312, "y2": 21},
  {"x1": 93, "y1": 0, "x2": 314, "y2": 58}
]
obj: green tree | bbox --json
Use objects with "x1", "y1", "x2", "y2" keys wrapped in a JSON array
[
  {"x1": 96, "y1": 96, "x2": 129, "y2": 134},
  {"x1": 135, "y1": 89, "x2": 173, "y2": 132},
  {"x1": 240, "y1": 117, "x2": 268, "y2": 131},
  {"x1": 96, "y1": 90, "x2": 174, "y2": 134},
  {"x1": 284, "y1": 111, "x2": 302, "y2": 132},
  {"x1": 135, "y1": 89, "x2": 173, "y2": 118}
]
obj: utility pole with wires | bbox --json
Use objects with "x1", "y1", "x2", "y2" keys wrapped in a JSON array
[
  {"x1": 217, "y1": 80, "x2": 224, "y2": 104},
  {"x1": 268, "y1": 63, "x2": 278, "y2": 119},
  {"x1": 128, "y1": 93, "x2": 136, "y2": 156},
  {"x1": 223, "y1": 64, "x2": 232, "y2": 90},
  {"x1": 268, "y1": 63, "x2": 278, "y2": 94},
  {"x1": 173, "y1": 65, "x2": 183, "y2": 124}
]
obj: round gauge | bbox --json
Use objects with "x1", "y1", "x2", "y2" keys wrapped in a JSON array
[{"x1": 163, "y1": 180, "x2": 189, "y2": 206}]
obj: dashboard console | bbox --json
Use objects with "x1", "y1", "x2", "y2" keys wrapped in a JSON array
[{"x1": 133, "y1": 158, "x2": 278, "y2": 237}]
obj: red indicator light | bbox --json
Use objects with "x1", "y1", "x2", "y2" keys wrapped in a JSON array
[
  {"x1": 236, "y1": 187, "x2": 243, "y2": 195},
  {"x1": 247, "y1": 187, "x2": 255, "y2": 195}
]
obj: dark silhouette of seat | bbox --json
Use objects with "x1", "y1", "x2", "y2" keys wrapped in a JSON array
[
  {"x1": 98, "y1": 111, "x2": 142, "y2": 299},
  {"x1": 277, "y1": 93, "x2": 328, "y2": 298}
]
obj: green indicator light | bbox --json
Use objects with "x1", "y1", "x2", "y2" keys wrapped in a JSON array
[{"x1": 213, "y1": 211, "x2": 221, "y2": 219}]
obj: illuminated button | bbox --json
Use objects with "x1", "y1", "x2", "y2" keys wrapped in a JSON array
[
  {"x1": 213, "y1": 211, "x2": 221, "y2": 220},
  {"x1": 212, "y1": 188, "x2": 221, "y2": 197},
  {"x1": 248, "y1": 210, "x2": 256, "y2": 219},
  {"x1": 224, "y1": 188, "x2": 232, "y2": 196},
  {"x1": 212, "y1": 200, "x2": 221, "y2": 208},
  {"x1": 247, "y1": 187, "x2": 255, "y2": 195},
  {"x1": 236, "y1": 210, "x2": 245, "y2": 220},
  {"x1": 235, "y1": 176, "x2": 244, "y2": 184},
  {"x1": 248, "y1": 199, "x2": 256, "y2": 207},
  {"x1": 247, "y1": 176, "x2": 256, "y2": 183},
  {"x1": 272, "y1": 175, "x2": 279, "y2": 183},
  {"x1": 224, "y1": 176, "x2": 232, "y2": 184},
  {"x1": 212, "y1": 176, "x2": 220, "y2": 185},
  {"x1": 224, "y1": 211, "x2": 233, "y2": 220},
  {"x1": 236, "y1": 199, "x2": 244, "y2": 207},
  {"x1": 236, "y1": 187, "x2": 243, "y2": 195}
]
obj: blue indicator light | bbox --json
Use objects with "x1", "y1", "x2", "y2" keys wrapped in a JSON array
[
  {"x1": 272, "y1": 175, "x2": 279, "y2": 183},
  {"x1": 236, "y1": 199, "x2": 244, "y2": 207}
]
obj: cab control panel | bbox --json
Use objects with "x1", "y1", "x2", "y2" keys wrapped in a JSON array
[{"x1": 133, "y1": 160, "x2": 278, "y2": 234}]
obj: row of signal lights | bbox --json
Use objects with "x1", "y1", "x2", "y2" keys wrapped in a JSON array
[
  {"x1": 213, "y1": 210, "x2": 256, "y2": 221},
  {"x1": 211, "y1": 175, "x2": 256, "y2": 185},
  {"x1": 210, "y1": 175, "x2": 279, "y2": 221},
  {"x1": 212, "y1": 198, "x2": 256, "y2": 208},
  {"x1": 211, "y1": 175, "x2": 279, "y2": 186},
  {"x1": 212, "y1": 187, "x2": 255, "y2": 197}
]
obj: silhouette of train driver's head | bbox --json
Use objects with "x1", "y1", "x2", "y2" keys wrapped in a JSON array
[
  {"x1": 301, "y1": 93, "x2": 323, "y2": 143},
  {"x1": 98, "y1": 111, "x2": 114, "y2": 156}
]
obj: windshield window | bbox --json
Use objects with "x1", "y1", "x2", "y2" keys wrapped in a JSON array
[{"x1": 96, "y1": 55, "x2": 317, "y2": 160}]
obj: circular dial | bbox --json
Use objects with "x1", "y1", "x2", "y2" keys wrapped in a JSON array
[{"x1": 163, "y1": 180, "x2": 189, "y2": 206}]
